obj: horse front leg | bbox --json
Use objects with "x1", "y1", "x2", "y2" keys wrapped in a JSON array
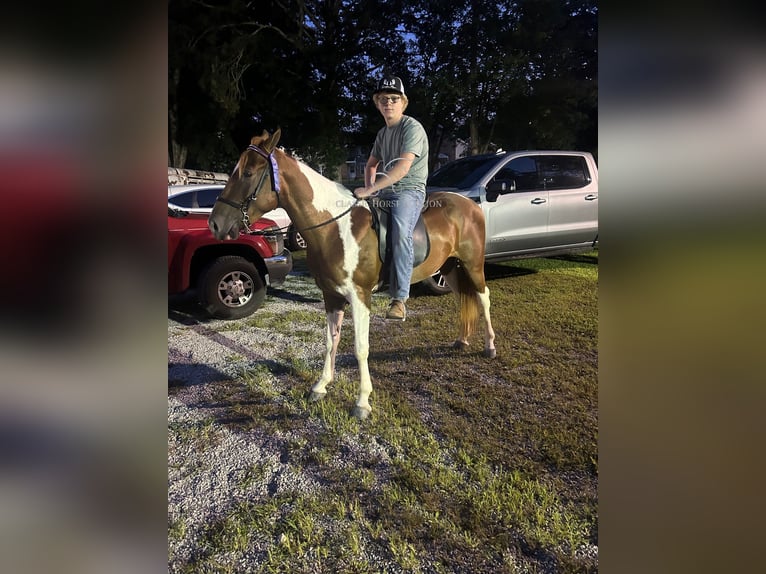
[
  {"x1": 309, "y1": 308, "x2": 344, "y2": 401},
  {"x1": 349, "y1": 295, "x2": 372, "y2": 420}
]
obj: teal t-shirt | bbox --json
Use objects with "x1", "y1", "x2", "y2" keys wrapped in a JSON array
[{"x1": 371, "y1": 115, "x2": 429, "y2": 193}]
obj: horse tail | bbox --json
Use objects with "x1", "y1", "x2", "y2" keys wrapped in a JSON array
[{"x1": 456, "y1": 264, "x2": 480, "y2": 340}]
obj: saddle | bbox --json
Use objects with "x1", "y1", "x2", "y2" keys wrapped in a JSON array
[{"x1": 367, "y1": 197, "x2": 430, "y2": 283}]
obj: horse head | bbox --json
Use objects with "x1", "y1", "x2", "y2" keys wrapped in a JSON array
[{"x1": 209, "y1": 128, "x2": 282, "y2": 240}]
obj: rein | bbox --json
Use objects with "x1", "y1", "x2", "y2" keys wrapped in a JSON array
[
  {"x1": 216, "y1": 144, "x2": 361, "y2": 236},
  {"x1": 268, "y1": 198, "x2": 362, "y2": 236},
  {"x1": 250, "y1": 196, "x2": 362, "y2": 237}
]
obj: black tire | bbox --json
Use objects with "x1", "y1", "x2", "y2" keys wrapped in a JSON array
[
  {"x1": 199, "y1": 256, "x2": 266, "y2": 319},
  {"x1": 287, "y1": 225, "x2": 307, "y2": 250},
  {"x1": 420, "y1": 269, "x2": 452, "y2": 295}
]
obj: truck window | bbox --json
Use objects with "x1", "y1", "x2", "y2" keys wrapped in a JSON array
[
  {"x1": 537, "y1": 156, "x2": 590, "y2": 189},
  {"x1": 171, "y1": 192, "x2": 195, "y2": 208},
  {"x1": 494, "y1": 156, "x2": 540, "y2": 192},
  {"x1": 428, "y1": 155, "x2": 500, "y2": 189},
  {"x1": 197, "y1": 187, "x2": 223, "y2": 208}
]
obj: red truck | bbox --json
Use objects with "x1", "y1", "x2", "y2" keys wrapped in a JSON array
[{"x1": 168, "y1": 207, "x2": 292, "y2": 319}]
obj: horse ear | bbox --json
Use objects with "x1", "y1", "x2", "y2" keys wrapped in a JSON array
[
  {"x1": 250, "y1": 128, "x2": 281, "y2": 151},
  {"x1": 267, "y1": 127, "x2": 281, "y2": 151},
  {"x1": 250, "y1": 130, "x2": 269, "y2": 146}
]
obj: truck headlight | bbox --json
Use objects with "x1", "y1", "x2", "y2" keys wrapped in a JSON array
[{"x1": 262, "y1": 226, "x2": 285, "y2": 254}]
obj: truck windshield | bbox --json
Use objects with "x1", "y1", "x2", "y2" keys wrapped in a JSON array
[{"x1": 427, "y1": 155, "x2": 500, "y2": 189}]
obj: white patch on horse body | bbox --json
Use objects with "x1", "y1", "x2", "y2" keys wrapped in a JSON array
[
  {"x1": 297, "y1": 162, "x2": 374, "y2": 411},
  {"x1": 296, "y1": 163, "x2": 368, "y2": 300}
]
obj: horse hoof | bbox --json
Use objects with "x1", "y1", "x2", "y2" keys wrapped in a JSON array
[
  {"x1": 308, "y1": 391, "x2": 326, "y2": 402},
  {"x1": 453, "y1": 340, "x2": 469, "y2": 351},
  {"x1": 484, "y1": 348, "x2": 497, "y2": 359},
  {"x1": 352, "y1": 406, "x2": 371, "y2": 420}
]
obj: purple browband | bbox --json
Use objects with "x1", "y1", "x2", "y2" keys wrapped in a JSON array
[{"x1": 247, "y1": 144, "x2": 281, "y2": 193}]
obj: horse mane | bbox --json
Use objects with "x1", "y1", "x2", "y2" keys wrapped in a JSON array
[{"x1": 278, "y1": 147, "x2": 356, "y2": 201}]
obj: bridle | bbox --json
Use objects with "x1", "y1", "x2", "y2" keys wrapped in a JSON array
[
  {"x1": 215, "y1": 143, "x2": 362, "y2": 235},
  {"x1": 215, "y1": 144, "x2": 281, "y2": 232}
]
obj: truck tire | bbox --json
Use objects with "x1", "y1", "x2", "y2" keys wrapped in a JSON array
[
  {"x1": 199, "y1": 256, "x2": 266, "y2": 319},
  {"x1": 287, "y1": 225, "x2": 307, "y2": 250},
  {"x1": 420, "y1": 269, "x2": 452, "y2": 295}
]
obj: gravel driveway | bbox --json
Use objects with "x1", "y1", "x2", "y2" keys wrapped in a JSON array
[{"x1": 168, "y1": 267, "x2": 409, "y2": 571}]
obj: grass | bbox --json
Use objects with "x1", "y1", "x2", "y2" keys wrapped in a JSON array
[{"x1": 169, "y1": 250, "x2": 598, "y2": 573}]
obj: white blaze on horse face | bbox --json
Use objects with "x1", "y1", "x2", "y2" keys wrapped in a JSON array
[
  {"x1": 231, "y1": 157, "x2": 245, "y2": 178},
  {"x1": 296, "y1": 163, "x2": 365, "y2": 296}
]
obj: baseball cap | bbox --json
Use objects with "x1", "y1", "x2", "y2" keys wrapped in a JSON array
[{"x1": 374, "y1": 75, "x2": 405, "y2": 96}]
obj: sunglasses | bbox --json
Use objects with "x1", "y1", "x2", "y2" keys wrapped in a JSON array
[{"x1": 378, "y1": 95, "x2": 401, "y2": 104}]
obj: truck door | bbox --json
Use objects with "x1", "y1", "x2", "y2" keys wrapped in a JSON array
[
  {"x1": 541, "y1": 155, "x2": 598, "y2": 246},
  {"x1": 482, "y1": 156, "x2": 552, "y2": 257}
]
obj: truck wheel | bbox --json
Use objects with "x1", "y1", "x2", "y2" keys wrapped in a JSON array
[
  {"x1": 288, "y1": 225, "x2": 307, "y2": 250},
  {"x1": 199, "y1": 256, "x2": 266, "y2": 319},
  {"x1": 420, "y1": 269, "x2": 452, "y2": 295}
]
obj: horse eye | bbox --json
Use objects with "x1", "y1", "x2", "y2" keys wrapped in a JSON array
[{"x1": 242, "y1": 170, "x2": 253, "y2": 178}]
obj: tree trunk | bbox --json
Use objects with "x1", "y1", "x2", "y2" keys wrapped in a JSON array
[
  {"x1": 168, "y1": 67, "x2": 187, "y2": 168},
  {"x1": 469, "y1": 117, "x2": 480, "y2": 156},
  {"x1": 430, "y1": 125, "x2": 445, "y2": 172},
  {"x1": 171, "y1": 138, "x2": 187, "y2": 169}
]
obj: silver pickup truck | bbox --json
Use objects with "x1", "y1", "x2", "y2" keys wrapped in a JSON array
[{"x1": 424, "y1": 150, "x2": 598, "y2": 293}]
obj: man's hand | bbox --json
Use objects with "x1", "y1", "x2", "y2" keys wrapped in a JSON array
[{"x1": 354, "y1": 186, "x2": 377, "y2": 199}]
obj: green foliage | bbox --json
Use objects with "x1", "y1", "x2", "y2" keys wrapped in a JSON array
[{"x1": 169, "y1": 0, "x2": 597, "y2": 171}]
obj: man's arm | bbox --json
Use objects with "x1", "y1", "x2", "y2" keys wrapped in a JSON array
[
  {"x1": 355, "y1": 153, "x2": 415, "y2": 199},
  {"x1": 363, "y1": 156, "x2": 379, "y2": 188}
]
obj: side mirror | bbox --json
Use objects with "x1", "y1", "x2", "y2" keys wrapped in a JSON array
[{"x1": 485, "y1": 179, "x2": 515, "y2": 202}]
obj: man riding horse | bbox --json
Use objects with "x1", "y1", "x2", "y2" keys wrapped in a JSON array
[{"x1": 353, "y1": 75, "x2": 429, "y2": 322}]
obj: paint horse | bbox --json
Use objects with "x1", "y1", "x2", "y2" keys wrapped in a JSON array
[{"x1": 209, "y1": 129, "x2": 496, "y2": 419}]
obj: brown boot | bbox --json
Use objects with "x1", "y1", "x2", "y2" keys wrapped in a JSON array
[{"x1": 386, "y1": 300, "x2": 406, "y2": 321}]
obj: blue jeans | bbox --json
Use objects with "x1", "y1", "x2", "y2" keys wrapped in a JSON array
[{"x1": 381, "y1": 188, "x2": 425, "y2": 301}]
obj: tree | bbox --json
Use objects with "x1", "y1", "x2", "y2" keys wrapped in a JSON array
[
  {"x1": 200, "y1": 0, "x2": 408, "y2": 177},
  {"x1": 495, "y1": 0, "x2": 598, "y2": 152},
  {"x1": 404, "y1": 0, "x2": 597, "y2": 156},
  {"x1": 402, "y1": 0, "x2": 529, "y2": 157},
  {"x1": 168, "y1": 0, "x2": 597, "y2": 170},
  {"x1": 169, "y1": 0, "x2": 301, "y2": 169}
]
